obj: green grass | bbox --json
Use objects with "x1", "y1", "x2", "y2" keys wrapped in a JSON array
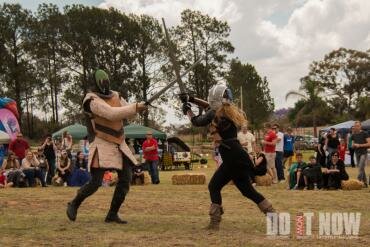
[{"x1": 1, "y1": 155, "x2": 370, "y2": 246}]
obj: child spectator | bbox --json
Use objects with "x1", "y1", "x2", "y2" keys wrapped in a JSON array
[
  {"x1": 0, "y1": 170, "x2": 13, "y2": 188},
  {"x1": 338, "y1": 139, "x2": 346, "y2": 162},
  {"x1": 302, "y1": 156, "x2": 322, "y2": 190},
  {"x1": 287, "y1": 152, "x2": 307, "y2": 190},
  {"x1": 102, "y1": 170, "x2": 113, "y2": 187},
  {"x1": 131, "y1": 164, "x2": 145, "y2": 185}
]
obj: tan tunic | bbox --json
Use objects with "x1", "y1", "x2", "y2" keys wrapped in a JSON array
[{"x1": 83, "y1": 91, "x2": 138, "y2": 170}]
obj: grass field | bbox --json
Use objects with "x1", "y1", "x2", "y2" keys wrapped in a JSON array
[{"x1": 1, "y1": 153, "x2": 370, "y2": 247}]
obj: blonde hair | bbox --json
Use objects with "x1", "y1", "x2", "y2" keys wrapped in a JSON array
[{"x1": 215, "y1": 103, "x2": 247, "y2": 128}]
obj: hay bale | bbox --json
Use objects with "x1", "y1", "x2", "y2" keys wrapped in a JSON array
[
  {"x1": 172, "y1": 173, "x2": 206, "y2": 185},
  {"x1": 341, "y1": 179, "x2": 363, "y2": 190},
  {"x1": 255, "y1": 174, "x2": 272, "y2": 186}
]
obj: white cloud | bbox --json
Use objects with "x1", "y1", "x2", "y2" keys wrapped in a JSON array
[
  {"x1": 99, "y1": 0, "x2": 370, "y2": 116},
  {"x1": 99, "y1": 0, "x2": 242, "y2": 26},
  {"x1": 251, "y1": 0, "x2": 370, "y2": 108}
]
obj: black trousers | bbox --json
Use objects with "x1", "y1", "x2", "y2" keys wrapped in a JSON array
[
  {"x1": 208, "y1": 163, "x2": 265, "y2": 205},
  {"x1": 349, "y1": 148, "x2": 355, "y2": 166},
  {"x1": 72, "y1": 155, "x2": 132, "y2": 214},
  {"x1": 322, "y1": 172, "x2": 341, "y2": 189},
  {"x1": 302, "y1": 167, "x2": 322, "y2": 189}
]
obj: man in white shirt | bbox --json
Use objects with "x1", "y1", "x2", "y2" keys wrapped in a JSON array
[
  {"x1": 237, "y1": 124, "x2": 256, "y2": 154},
  {"x1": 273, "y1": 124, "x2": 285, "y2": 182}
]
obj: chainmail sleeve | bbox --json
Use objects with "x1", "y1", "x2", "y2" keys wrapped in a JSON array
[{"x1": 191, "y1": 109, "x2": 216, "y2": 127}]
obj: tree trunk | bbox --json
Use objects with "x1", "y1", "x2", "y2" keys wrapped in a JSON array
[
  {"x1": 190, "y1": 23, "x2": 200, "y2": 96},
  {"x1": 25, "y1": 95, "x2": 31, "y2": 137},
  {"x1": 142, "y1": 54, "x2": 149, "y2": 127},
  {"x1": 48, "y1": 57, "x2": 55, "y2": 123},
  {"x1": 52, "y1": 54, "x2": 59, "y2": 123},
  {"x1": 13, "y1": 35, "x2": 23, "y2": 127},
  {"x1": 312, "y1": 113, "x2": 317, "y2": 137}
]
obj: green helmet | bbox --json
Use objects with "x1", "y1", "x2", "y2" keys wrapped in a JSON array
[{"x1": 94, "y1": 69, "x2": 110, "y2": 95}]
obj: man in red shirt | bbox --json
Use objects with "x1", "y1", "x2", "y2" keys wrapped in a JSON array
[
  {"x1": 262, "y1": 123, "x2": 278, "y2": 183},
  {"x1": 9, "y1": 132, "x2": 29, "y2": 163},
  {"x1": 142, "y1": 131, "x2": 160, "y2": 184}
]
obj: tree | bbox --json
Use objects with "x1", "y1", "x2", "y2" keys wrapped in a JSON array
[
  {"x1": 29, "y1": 3, "x2": 66, "y2": 124},
  {"x1": 227, "y1": 59, "x2": 274, "y2": 129},
  {"x1": 60, "y1": 5, "x2": 139, "y2": 121},
  {"x1": 129, "y1": 14, "x2": 165, "y2": 126},
  {"x1": 173, "y1": 9, "x2": 234, "y2": 103},
  {"x1": 307, "y1": 47, "x2": 370, "y2": 119},
  {"x1": 0, "y1": 3, "x2": 34, "y2": 128},
  {"x1": 285, "y1": 78, "x2": 326, "y2": 137}
]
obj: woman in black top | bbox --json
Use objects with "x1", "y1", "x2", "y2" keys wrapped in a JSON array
[
  {"x1": 41, "y1": 135, "x2": 57, "y2": 184},
  {"x1": 251, "y1": 144, "x2": 267, "y2": 184},
  {"x1": 325, "y1": 128, "x2": 340, "y2": 164},
  {"x1": 316, "y1": 133, "x2": 327, "y2": 166},
  {"x1": 183, "y1": 85, "x2": 275, "y2": 230},
  {"x1": 322, "y1": 151, "x2": 348, "y2": 189}
]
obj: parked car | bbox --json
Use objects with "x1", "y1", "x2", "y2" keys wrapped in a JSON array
[
  {"x1": 161, "y1": 137, "x2": 207, "y2": 170},
  {"x1": 294, "y1": 135, "x2": 318, "y2": 150}
]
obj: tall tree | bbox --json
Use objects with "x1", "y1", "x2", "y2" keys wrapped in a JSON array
[
  {"x1": 173, "y1": 9, "x2": 234, "y2": 104},
  {"x1": 29, "y1": 3, "x2": 65, "y2": 124},
  {"x1": 227, "y1": 59, "x2": 274, "y2": 129},
  {"x1": 129, "y1": 14, "x2": 165, "y2": 126},
  {"x1": 0, "y1": 3, "x2": 34, "y2": 127},
  {"x1": 60, "y1": 5, "x2": 139, "y2": 121},
  {"x1": 307, "y1": 47, "x2": 370, "y2": 119},
  {"x1": 285, "y1": 78, "x2": 326, "y2": 137}
]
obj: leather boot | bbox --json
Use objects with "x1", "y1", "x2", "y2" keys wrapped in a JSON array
[
  {"x1": 105, "y1": 211, "x2": 128, "y2": 224},
  {"x1": 66, "y1": 185, "x2": 96, "y2": 221},
  {"x1": 257, "y1": 199, "x2": 276, "y2": 215},
  {"x1": 66, "y1": 195, "x2": 84, "y2": 221},
  {"x1": 205, "y1": 203, "x2": 224, "y2": 230}
]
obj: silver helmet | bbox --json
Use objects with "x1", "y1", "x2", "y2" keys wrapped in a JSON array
[{"x1": 207, "y1": 83, "x2": 233, "y2": 110}]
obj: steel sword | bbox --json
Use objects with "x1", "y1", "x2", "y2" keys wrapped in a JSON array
[{"x1": 145, "y1": 58, "x2": 202, "y2": 104}]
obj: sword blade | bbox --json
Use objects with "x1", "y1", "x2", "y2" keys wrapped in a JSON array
[
  {"x1": 162, "y1": 18, "x2": 187, "y2": 93},
  {"x1": 146, "y1": 58, "x2": 202, "y2": 104}
]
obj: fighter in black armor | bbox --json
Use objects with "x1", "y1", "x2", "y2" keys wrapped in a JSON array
[{"x1": 182, "y1": 83, "x2": 276, "y2": 230}]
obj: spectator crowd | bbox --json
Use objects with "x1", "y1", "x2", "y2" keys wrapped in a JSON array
[
  {"x1": 237, "y1": 120, "x2": 370, "y2": 190},
  {"x1": 1, "y1": 120, "x2": 369, "y2": 191},
  {"x1": 0, "y1": 130, "x2": 162, "y2": 189}
]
